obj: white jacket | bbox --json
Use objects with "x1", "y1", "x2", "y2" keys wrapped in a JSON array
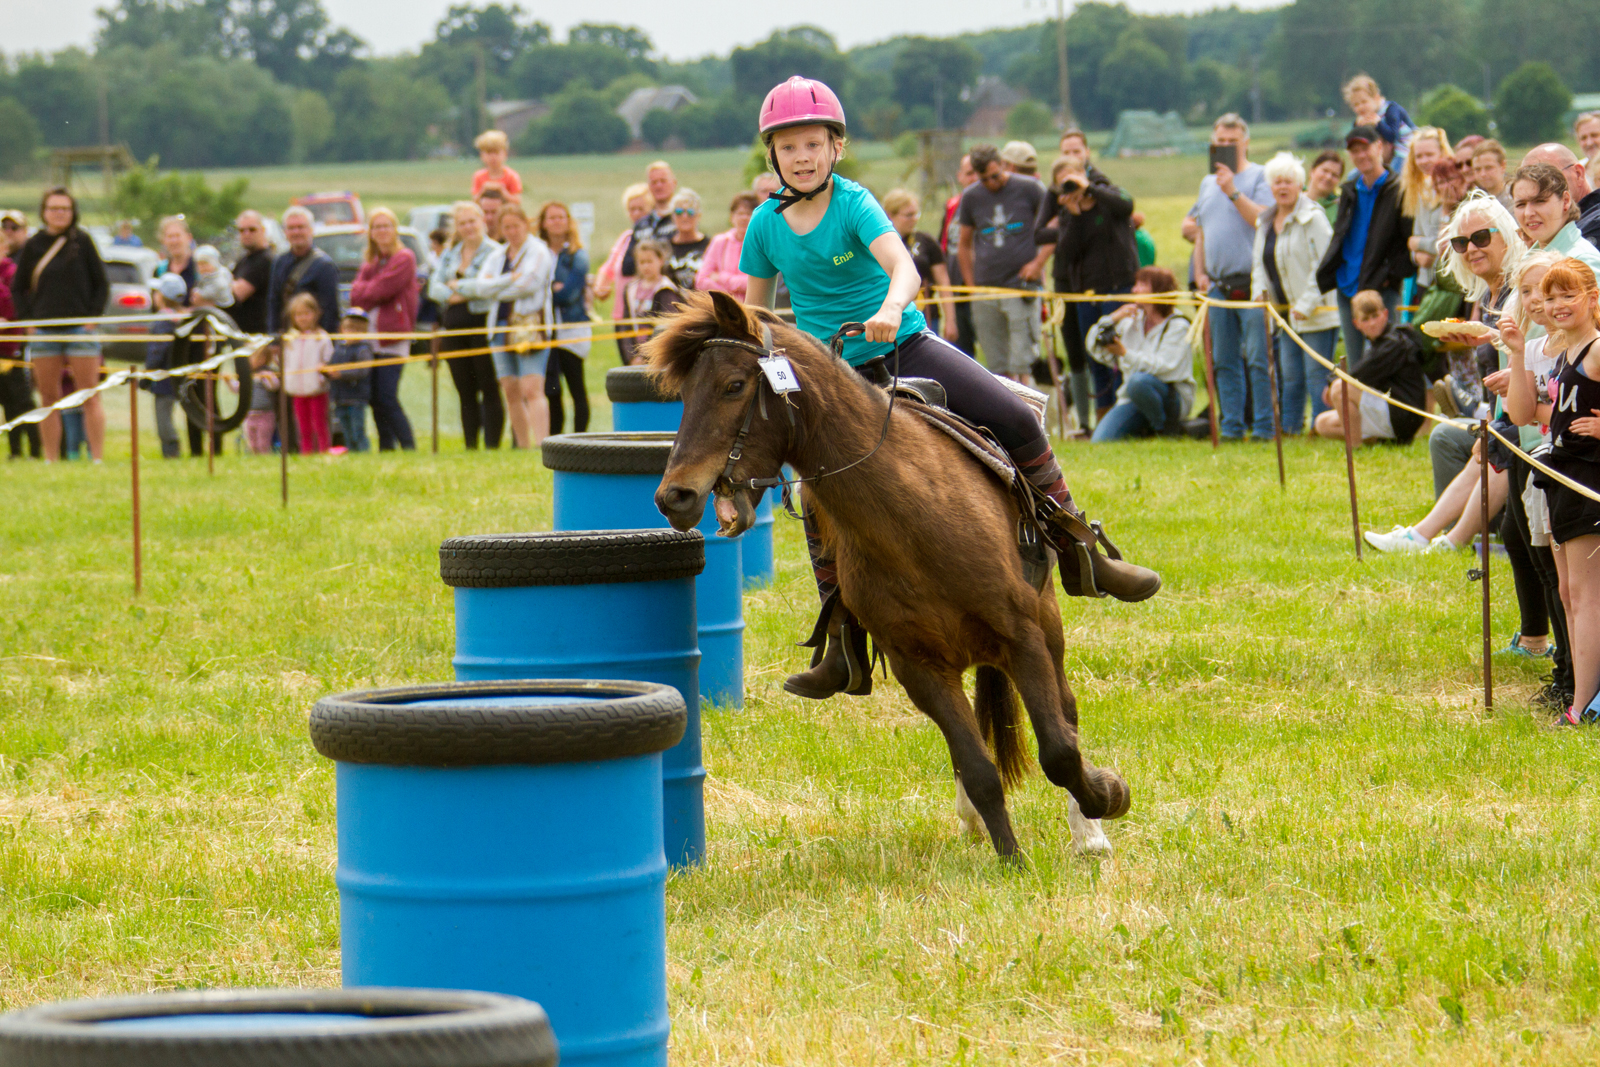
[
  {"x1": 1088, "y1": 309, "x2": 1195, "y2": 417},
  {"x1": 1250, "y1": 194, "x2": 1340, "y2": 334},
  {"x1": 457, "y1": 236, "x2": 555, "y2": 322}
]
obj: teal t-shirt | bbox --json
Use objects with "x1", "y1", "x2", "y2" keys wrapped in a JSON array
[{"x1": 740, "y1": 177, "x2": 928, "y2": 365}]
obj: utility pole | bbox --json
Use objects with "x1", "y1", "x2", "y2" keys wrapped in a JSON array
[
  {"x1": 475, "y1": 42, "x2": 488, "y2": 137},
  {"x1": 1249, "y1": 54, "x2": 1262, "y2": 126},
  {"x1": 1055, "y1": 0, "x2": 1072, "y2": 128}
]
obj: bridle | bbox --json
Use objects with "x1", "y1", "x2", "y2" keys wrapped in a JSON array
[{"x1": 705, "y1": 321, "x2": 900, "y2": 511}]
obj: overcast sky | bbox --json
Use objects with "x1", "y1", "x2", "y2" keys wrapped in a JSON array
[{"x1": 8, "y1": 0, "x2": 1281, "y2": 59}]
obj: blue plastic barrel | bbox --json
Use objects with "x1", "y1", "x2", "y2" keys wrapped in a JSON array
[
  {"x1": 741, "y1": 491, "x2": 775, "y2": 589},
  {"x1": 606, "y1": 366, "x2": 683, "y2": 433},
  {"x1": 310, "y1": 679, "x2": 685, "y2": 1067},
  {"x1": 607, "y1": 368, "x2": 774, "y2": 589},
  {"x1": 0, "y1": 988, "x2": 557, "y2": 1065},
  {"x1": 441, "y1": 529, "x2": 706, "y2": 868},
  {"x1": 542, "y1": 432, "x2": 744, "y2": 708}
]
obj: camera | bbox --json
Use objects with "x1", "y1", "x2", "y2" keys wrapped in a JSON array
[
  {"x1": 1051, "y1": 176, "x2": 1088, "y2": 199},
  {"x1": 1094, "y1": 321, "x2": 1120, "y2": 348}
]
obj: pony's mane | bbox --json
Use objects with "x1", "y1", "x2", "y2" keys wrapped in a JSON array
[{"x1": 643, "y1": 290, "x2": 805, "y2": 395}]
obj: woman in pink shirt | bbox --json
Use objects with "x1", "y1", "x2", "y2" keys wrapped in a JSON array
[
  {"x1": 694, "y1": 192, "x2": 757, "y2": 300},
  {"x1": 592, "y1": 183, "x2": 652, "y2": 319},
  {"x1": 349, "y1": 207, "x2": 419, "y2": 450}
]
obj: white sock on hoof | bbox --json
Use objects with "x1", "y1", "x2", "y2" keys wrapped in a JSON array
[
  {"x1": 1068, "y1": 794, "x2": 1112, "y2": 855},
  {"x1": 954, "y1": 777, "x2": 985, "y2": 838}
]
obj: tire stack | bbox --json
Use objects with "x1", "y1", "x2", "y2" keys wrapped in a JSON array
[
  {"x1": 541, "y1": 432, "x2": 746, "y2": 708},
  {"x1": 0, "y1": 987, "x2": 558, "y2": 1066},
  {"x1": 310, "y1": 679, "x2": 684, "y2": 1067},
  {"x1": 441, "y1": 529, "x2": 707, "y2": 869}
]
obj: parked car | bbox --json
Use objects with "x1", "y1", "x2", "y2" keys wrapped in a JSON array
[
  {"x1": 294, "y1": 192, "x2": 364, "y2": 226},
  {"x1": 311, "y1": 223, "x2": 429, "y2": 312},
  {"x1": 99, "y1": 244, "x2": 162, "y2": 362},
  {"x1": 408, "y1": 205, "x2": 455, "y2": 240}
]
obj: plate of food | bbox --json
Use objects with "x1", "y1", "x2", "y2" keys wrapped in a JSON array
[{"x1": 1421, "y1": 318, "x2": 1498, "y2": 343}]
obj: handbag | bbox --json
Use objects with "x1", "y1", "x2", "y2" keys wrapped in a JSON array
[{"x1": 507, "y1": 309, "x2": 544, "y2": 353}]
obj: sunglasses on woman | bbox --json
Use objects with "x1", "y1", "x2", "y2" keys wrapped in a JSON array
[{"x1": 1448, "y1": 227, "x2": 1499, "y2": 253}]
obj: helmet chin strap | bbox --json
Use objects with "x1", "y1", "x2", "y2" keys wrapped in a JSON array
[{"x1": 766, "y1": 144, "x2": 837, "y2": 215}]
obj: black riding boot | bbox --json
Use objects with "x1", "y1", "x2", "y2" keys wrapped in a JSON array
[
  {"x1": 1045, "y1": 506, "x2": 1162, "y2": 602},
  {"x1": 784, "y1": 512, "x2": 875, "y2": 699},
  {"x1": 783, "y1": 595, "x2": 874, "y2": 699}
]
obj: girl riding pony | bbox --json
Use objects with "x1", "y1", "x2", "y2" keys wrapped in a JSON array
[{"x1": 739, "y1": 76, "x2": 1161, "y2": 700}]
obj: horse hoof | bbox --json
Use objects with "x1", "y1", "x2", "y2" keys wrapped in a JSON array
[{"x1": 1098, "y1": 774, "x2": 1132, "y2": 820}]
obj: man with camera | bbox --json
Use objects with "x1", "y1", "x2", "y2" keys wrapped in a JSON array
[
  {"x1": 1038, "y1": 156, "x2": 1141, "y2": 431},
  {"x1": 1184, "y1": 113, "x2": 1273, "y2": 440}
]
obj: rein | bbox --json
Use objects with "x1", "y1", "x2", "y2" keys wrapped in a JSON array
[{"x1": 707, "y1": 322, "x2": 899, "y2": 510}]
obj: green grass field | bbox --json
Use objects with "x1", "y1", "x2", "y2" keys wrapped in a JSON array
[{"x1": 5, "y1": 378, "x2": 1599, "y2": 1063}]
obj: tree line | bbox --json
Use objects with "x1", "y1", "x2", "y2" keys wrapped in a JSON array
[{"x1": 0, "y1": 0, "x2": 1592, "y2": 174}]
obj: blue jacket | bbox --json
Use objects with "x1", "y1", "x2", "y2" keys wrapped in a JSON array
[
  {"x1": 267, "y1": 248, "x2": 341, "y2": 334},
  {"x1": 327, "y1": 341, "x2": 373, "y2": 404},
  {"x1": 551, "y1": 247, "x2": 589, "y2": 321}
]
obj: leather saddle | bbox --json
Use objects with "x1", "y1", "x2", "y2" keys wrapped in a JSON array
[{"x1": 851, "y1": 357, "x2": 1053, "y2": 591}]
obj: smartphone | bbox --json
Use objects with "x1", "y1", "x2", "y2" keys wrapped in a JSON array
[{"x1": 1209, "y1": 145, "x2": 1239, "y2": 174}]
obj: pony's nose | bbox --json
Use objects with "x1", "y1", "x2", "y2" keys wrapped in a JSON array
[{"x1": 655, "y1": 483, "x2": 701, "y2": 520}]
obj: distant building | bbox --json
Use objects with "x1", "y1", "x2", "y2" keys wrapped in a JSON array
[
  {"x1": 487, "y1": 99, "x2": 550, "y2": 143},
  {"x1": 963, "y1": 77, "x2": 1024, "y2": 138},
  {"x1": 616, "y1": 86, "x2": 698, "y2": 141}
]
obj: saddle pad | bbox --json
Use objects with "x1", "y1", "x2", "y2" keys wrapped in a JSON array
[{"x1": 904, "y1": 402, "x2": 1018, "y2": 489}]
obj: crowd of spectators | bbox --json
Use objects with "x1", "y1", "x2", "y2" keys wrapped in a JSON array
[{"x1": 9, "y1": 94, "x2": 1600, "y2": 717}]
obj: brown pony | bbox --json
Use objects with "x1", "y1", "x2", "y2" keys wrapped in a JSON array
[{"x1": 644, "y1": 291, "x2": 1130, "y2": 860}]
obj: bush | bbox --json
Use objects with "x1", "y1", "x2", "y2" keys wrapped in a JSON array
[
  {"x1": 516, "y1": 86, "x2": 630, "y2": 155},
  {"x1": 1006, "y1": 100, "x2": 1055, "y2": 139},
  {"x1": 0, "y1": 97, "x2": 42, "y2": 178},
  {"x1": 1418, "y1": 84, "x2": 1490, "y2": 141},
  {"x1": 672, "y1": 95, "x2": 746, "y2": 149},
  {"x1": 893, "y1": 131, "x2": 920, "y2": 159},
  {"x1": 639, "y1": 108, "x2": 675, "y2": 149},
  {"x1": 110, "y1": 163, "x2": 249, "y2": 244},
  {"x1": 1494, "y1": 62, "x2": 1571, "y2": 145}
]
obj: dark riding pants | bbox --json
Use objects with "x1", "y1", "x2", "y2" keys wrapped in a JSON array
[{"x1": 806, "y1": 329, "x2": 1074, "y2": 602}]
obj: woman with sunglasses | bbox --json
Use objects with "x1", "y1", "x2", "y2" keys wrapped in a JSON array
[
  {"x1": 664, "y1": 189, "x2": 709, "y2": 291},
  {"x1": 1510, "y1": 163, "x2": 1600, "y2": 276},
  {"x1": 737, "y1": 76, "x2": 1160, "y2": 699},
  {"x1": 1366, "y1": 197, "x2": 1525, "y2": 556},
  {"x1": 1430, "y1": 193, "x2": 1526, "y2": 412}
]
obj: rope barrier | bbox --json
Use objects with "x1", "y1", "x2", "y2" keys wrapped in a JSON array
[{"x1": 1265, "y1": 304, "x2": 1600, "y2": 507}]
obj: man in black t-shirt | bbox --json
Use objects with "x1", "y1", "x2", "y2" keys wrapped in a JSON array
[{"x1": 230, "y1": 210, "x2": 274, "y2": 335}]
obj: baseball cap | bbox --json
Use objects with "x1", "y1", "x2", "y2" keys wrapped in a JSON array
[
  {"x1": 1000, "y1": 140, "x2": 1038, "y2": 168},
  {"x1": 151, "y1": 273, "x2": 189, "y2": 302},
  {"x1": 1346, "y1": 124, "x2": 1385, "y2": 146},
  {"x1": 343, "y1": 306, "x2": 370, "y2": 320},
  {"x1": 0, "y1": 209, "x2": 24, "y2": 229}
]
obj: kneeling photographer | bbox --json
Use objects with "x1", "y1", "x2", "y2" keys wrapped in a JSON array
[
  {"x1": 1036, "y1": 158, "x2": 1141, "y2": 434},
  {"x1": 1085, "y1": 266, "x2": 1195, "y2": 441}
]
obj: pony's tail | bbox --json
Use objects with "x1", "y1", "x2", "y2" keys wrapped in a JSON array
[{"x1": 974, "y1": 666, "x2": 1031, "y2": 789}]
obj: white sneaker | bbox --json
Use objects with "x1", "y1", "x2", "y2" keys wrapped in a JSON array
[
  {"x1": 1428, "y1": 534, "x2": 1458, "y2": 552},
  {"x1": 1364, "y1": 525, "x2": 1429, "y2": 553}
]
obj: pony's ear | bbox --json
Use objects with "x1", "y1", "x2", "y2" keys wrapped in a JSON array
[{"x1": 708, "y1": 289, "x2": 753, "y2": 340}]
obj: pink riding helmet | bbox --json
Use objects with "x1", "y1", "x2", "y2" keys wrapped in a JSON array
[{"x1": 759, "y1": 76, "x2": 847, "y2": 141}]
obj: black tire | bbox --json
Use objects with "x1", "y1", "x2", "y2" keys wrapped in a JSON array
[
  {"x1": 605, "y1": 366, "x2": 677, "y2": 405},
  {"x1": 178, "y1": 355, "x2": 253, "y2": 434},
  {"x1": 310, "y1": 679, "x2": 687, "y2": 767},
  {"x1": 440, "y1": 529, "x2": 704, "y2": 588},
  {"x1": 539, "y1": 432, "x2": 675, "y2": 475},
  {"x1": 0, "y1": 987, "x2": 557, "y2": 1067}
]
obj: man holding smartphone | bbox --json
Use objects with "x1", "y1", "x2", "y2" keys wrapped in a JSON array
[{"x1": 1184, "y1": 113, "x2": 1272, "y2": 440}]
